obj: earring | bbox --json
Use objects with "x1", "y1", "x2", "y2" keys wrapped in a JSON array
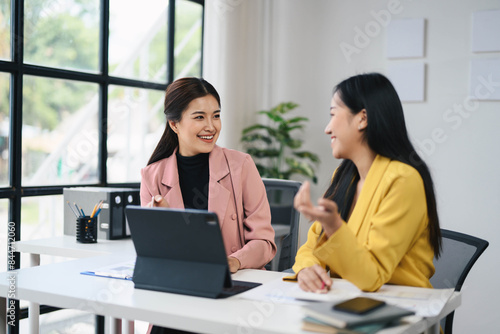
[{"x1": 358, "y1": 125, "x2": 361, "y2": 130}]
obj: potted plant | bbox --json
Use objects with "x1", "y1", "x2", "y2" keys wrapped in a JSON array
[{"x1": 240, "y1": 102, "x2": 320, "y2": 183}]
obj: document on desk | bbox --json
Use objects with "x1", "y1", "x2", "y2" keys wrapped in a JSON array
[
  {"x1": 362, "y1": 284, "x2": 454, "y2": 317},
  {"x1": 237, "y1": 277, "x2": 359, "y2": 306},
  {"x1": 81, "y1": 259, "x2": 135, "y2": 280},
  {"x1": 238, "y1": 277, "x2": 454, "y2": 317}
]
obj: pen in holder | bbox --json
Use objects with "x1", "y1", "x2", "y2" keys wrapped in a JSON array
[{"x1": 76, "y1": 216, "x2": 98, "y2": 243}]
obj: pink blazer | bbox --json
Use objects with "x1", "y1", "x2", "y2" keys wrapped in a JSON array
[{"x1": 140, "y1": 145, "x2": 276, "y2": 269}]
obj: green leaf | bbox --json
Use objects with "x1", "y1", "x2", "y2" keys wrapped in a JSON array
[
  {"x1": 286, "y1": 116, "x2": 308, "y2": 124},
  {"x1": 242, "y1": 124, "x2": 268, "y2": 134},
  {"x1": 241, "y1": 133, "x2": 272, "y2": 144},
  {"x1": 240, "y1": 101, "x2": 317, "y2": 183},
  {"x1": 247, "y1": 148, "x2": 280, "y2": 158},
  {"x1": 285, "y1": 159, "x2": 317, "y2": 179},
  {"x1": 266, "y1": 127, "x2": 280, "y2": 138},
  {"x1": 275, "y1": 102, "x2": 299, "y2": 114},
  {"x1": 259, "y1": 110, "x2": 285, "y2": 123},
  {"x1": 283, "y1": 125, "x2": 304, "y2": 132},
  {"x1": 293, "y1": 151, "x2": 321, "y2": 163},
  {"x1": 284, "y1": 139, "x2": 302, "y2": 149},
  {"x1": 284, "y1": 165, "x2": 318, "y2": 183},
  {"x1": 255, "y1": 164, "x2": 268, "y2": 176}
]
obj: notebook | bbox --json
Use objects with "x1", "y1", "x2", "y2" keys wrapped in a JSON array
[
  {"x1": 125, "y1": 205, "x2": 261, "y2": 298},
  {"x1": 302, "y1": 300, "x2": 414, "y2": 329}
]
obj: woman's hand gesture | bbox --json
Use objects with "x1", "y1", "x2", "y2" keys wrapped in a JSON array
[
  {"x1": 294, "y1": 181, "x2": 342, "y2": 237},
  {"x1": 147, "y1": 195, "x2": 170, "y2": 208}
]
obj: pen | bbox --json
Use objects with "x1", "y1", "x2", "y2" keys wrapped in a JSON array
[
  {"x1": 321, "y1": 281, "x2": 325, "y2": 290},
  {"x1": 74, "y1": 202, "x2": 85, "y2": 217},
  {"x1": 73, "y1": 202, "x2": 82, "y2": 217},
  {"x1": 90, "y1": 203, "x2": 98, "y2": 218},
  {"x1": 94, "y1": 201, "x2": 104, "y2": 218},
  {"x1": 67, "y1": 201, "x2": 80, "y2": 218}
]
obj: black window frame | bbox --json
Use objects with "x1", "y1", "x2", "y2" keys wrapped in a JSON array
[{"x1": 1, "y1": 0, "x2": 204, "y2": 332}]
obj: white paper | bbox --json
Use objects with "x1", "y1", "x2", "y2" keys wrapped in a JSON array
[
  {"x1": 472, "y1": 10, "x2": 500, "y2": 52},
  {"x1": 82, "y1": 259, "x2": 135, "y2": 280},
  {"x1": 363, "y1": 284, "x2": 454, "y2": 317},
  {"x1": 469, "y1": 58, "x2": 500, "y2": 100},
  {"x1": 239, "y1": 278, "x2": 454, "y2": 317},
  {"x1": 387, "y1": 62, "x2": 426, "y2": 102},
  {"x1": 236, "y1": 278, "x2": 311, "y2": 305},
  {"x1": 387, "y1": 18, "x2": 425, "y2": 58}
]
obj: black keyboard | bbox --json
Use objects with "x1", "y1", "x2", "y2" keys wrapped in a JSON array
[{"x1": 219, "y1": 280, "x2": 262, "y2": 298}]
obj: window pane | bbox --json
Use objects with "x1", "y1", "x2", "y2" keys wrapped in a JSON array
[
  {"x1": 20, "y1": 195, "x2": 63, "y2": 268},
  {"x1": 0, "y1": 72, "x2": 9, "y2": 186},
  {"x1": 22, "y1": 76, "x2": 99, "y2": 186},
  {"x1": 174, "y1": 0, "x2": 203, "y2": 79},
  {"x1": 0, "y1": 1, "x2": 10, "y2": 61},
  {"x1": 0, "y1": 200, "x2": 10, "y2": 271},
  {"x1": 24, "y1": 0, "x2": 99, "y2": 72},
  {"x1": 109, "y1": 0, "x2": 168, "y2": 83},
  {"x1": 107, "y1": 86, "x2": 165, "y2": 183}
]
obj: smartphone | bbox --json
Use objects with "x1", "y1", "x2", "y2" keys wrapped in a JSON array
[{"x1": 333, "y1": 297, "x2": 386, "y2": 315}]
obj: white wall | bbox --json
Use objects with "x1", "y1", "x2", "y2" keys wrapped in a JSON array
[{"x1": 204, "y1": 1, "x2": 500, "y2": 333}]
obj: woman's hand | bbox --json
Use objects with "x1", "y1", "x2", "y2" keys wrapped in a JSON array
[
  {"x1": 294, "y1": 181, "x2": 342, "y2": 237},
  {"x1": 228, "y1": 257, "x2": 241, "y2": 273},
  {"x1": 147, "y1": 195, "x2": 170, "y2": 208},
  {"x1": 297, "y1": 264, "x2": 332, "y2": 293}
]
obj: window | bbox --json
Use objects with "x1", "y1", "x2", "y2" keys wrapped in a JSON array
[
  {"x1": 0, "y1": 72, "x2": 9, "y2": 186},
  {"x1": 0, "y1": 0, "x2": 204, "y2": 332},
  {"x1": 0, "y1": 2, "x2": 10, "y2": 61},
  {"x1": 24, "y1": 0, "x2": 100, "y2": 72},
  {"x1": 22, "y1": 76, "x2": 99, "y2": 186}
]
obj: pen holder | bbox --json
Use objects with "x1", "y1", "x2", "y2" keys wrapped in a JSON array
[{"x1": 76, "y1": 216, "x2": 98, "y2": 243}]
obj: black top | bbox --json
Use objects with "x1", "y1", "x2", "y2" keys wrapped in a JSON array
[{"x1": 176, "y1": 151, "x2": 209, "y2": 210}]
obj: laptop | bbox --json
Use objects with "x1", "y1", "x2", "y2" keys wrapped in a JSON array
[{"x1": 125, "y1": 205, "x2": 261, "y2": 299}]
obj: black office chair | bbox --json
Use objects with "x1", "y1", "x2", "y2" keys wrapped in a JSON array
[
  {"x1": 262, "y1": 178, "x2": 301, "y2": 271},
  {"x1": 430, "y1": 229, "x2": 489, "y2": 334}
]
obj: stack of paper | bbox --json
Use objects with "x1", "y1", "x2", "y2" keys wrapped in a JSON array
[{"x1": 81, "y1": 260, "x2": 135, "y2": 280}]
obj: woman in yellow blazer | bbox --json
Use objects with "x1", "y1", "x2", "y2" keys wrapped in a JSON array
[{"x1": 291, "y1": 73, "x2": 441, "y2": 293}]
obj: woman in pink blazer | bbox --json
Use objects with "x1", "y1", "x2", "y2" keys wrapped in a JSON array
[{"x1": 140, "y1": 77, "x2": 276, "y2": 274}]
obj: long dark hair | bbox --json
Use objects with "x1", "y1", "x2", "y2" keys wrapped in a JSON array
[
  {"x1": 324, "y1": 73, "x2": 441, "y2": 257},
  {"x1": 147, "y1": 77, "x2": 221, "y2": 165}
]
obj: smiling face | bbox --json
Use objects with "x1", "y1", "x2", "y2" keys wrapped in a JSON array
[
  {"x1": 325, "y1": 92, "x2": 365, "y2": 160},
  {"x1": 169, "y1": 95, "x2": 221, "y2": 157}
]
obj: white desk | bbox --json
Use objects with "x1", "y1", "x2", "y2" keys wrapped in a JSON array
[
  {"x1": 0, "y1": 254, "x2": 461, "y2": 334},
  {"x1": 9, "y1": 236, "x2": 134, "y2": 334},
  {"x1": 13, "y1": 235, "x2": 134, "y2": 266}
]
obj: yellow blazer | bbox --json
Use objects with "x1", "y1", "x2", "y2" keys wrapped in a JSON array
[
  {"x1": 290, "y1": 155, "x2": 435, "y2": 291},
  {"x1": 140, "y1": 145, "x2": 276, "y2": 269}
]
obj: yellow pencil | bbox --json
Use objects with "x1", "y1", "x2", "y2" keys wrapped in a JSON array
[{"x1": 90, "y1": 203, "x2": 98, "y2": 218}]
